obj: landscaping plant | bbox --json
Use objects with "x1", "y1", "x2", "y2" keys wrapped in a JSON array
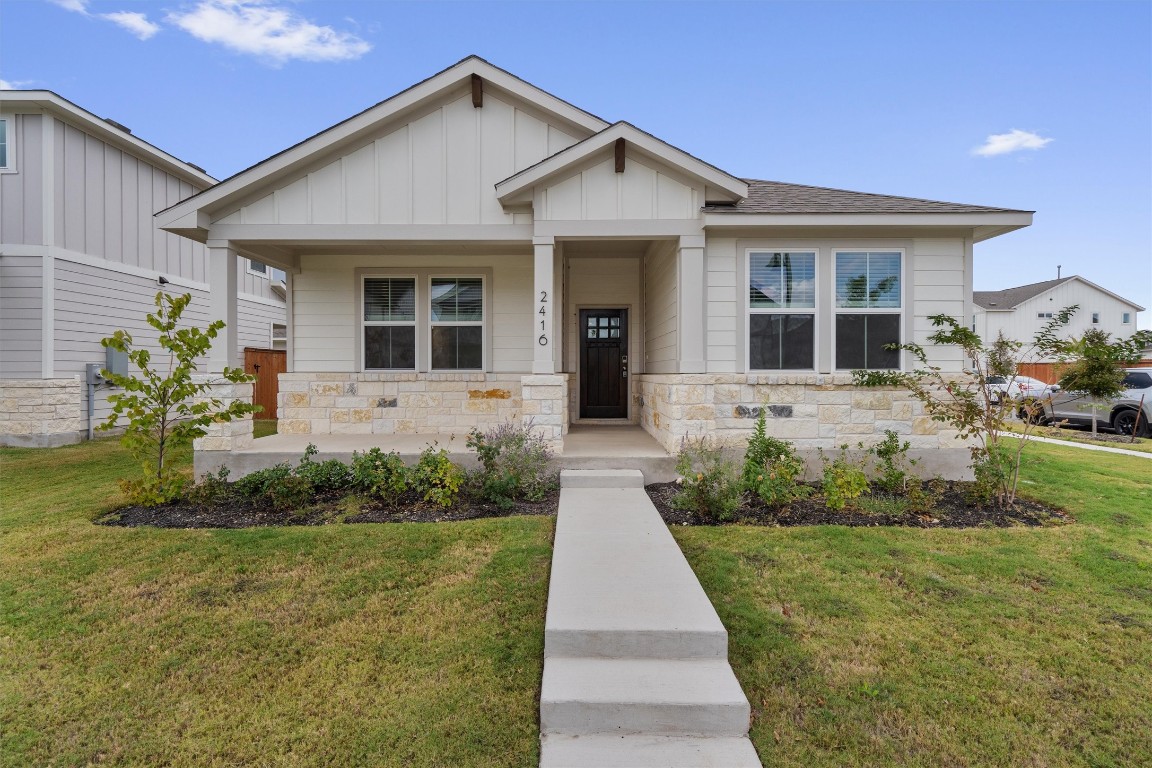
[
  {"x1": 742, "y1": 408, "x2": 810, "y2": 507},
  {"x1": 672, "y1": 436, "x2": 743, "y2": 523},
  {"x1": 868, "y1": 429, "x2": 919, "y2": 494},
  {"x1": 1046, "y1": 326, "x2": 1152, "y2": 434},
  {"x1": 231, "y1": 462, "x2": 314, "y2": 510},
  {"x1": 410, "y1": 445, "x2": 464, "y2": 508},
  {"x1": 466, "y1": 421, "x2": 558, "y2": 509},
  {"x1": 294, "y1": 443, "x2": 354, "y2": 494},
  {"x1": 99, "y1": 292, "x2": 257, "y2": 505},
  {"x1": 819, "y1": 446, "x2": 870, "y2": 511},
  {"x1": 350, "y1": 447, "x2": 409, "y2": 503}
]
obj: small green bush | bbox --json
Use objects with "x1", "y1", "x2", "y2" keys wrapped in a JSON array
[
  {"x1": 186, "y1": 466, "x2": 232, "y2": 506},
  {"x1": 295, "y1": 444, "x2": 353, "y2": 494},
  {"x1": 232, "y1": 463, "x2": 314, "y2": 510},
  {"x1": 467, "y1": 421, "x2": 558, "y2": 508},
  {"x1": 869, "y1": 430, "x2": 919, "y2": 494},
  {"x1": 672, "y1": 436, "x2": 743, "y2": 523},
  {"x1": 742, "y1": 408, "x2": 811, "y2": 507},
  {"x1": 820, "y1": 446, "x2": 870, "y2": 511},
  {"x1": 410, "y1": 445, "x2": 463, "y2": 508},
  {"x1": 350, "y1": 447, "x2": 408, "y2": 503}
]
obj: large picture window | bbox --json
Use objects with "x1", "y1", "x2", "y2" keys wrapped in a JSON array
[
  {"x1": 430, "y1": 277, "x2": 483, "y2": 370},
  {"x1": 835, "y1": 251, "x2": 902, "y2": 369},
  {"x1": 747, "y1": 251, "x2": 816, "y2": 370},
  {"x1": 364, "y1": 277, "x2": 416, "y2": 369}
]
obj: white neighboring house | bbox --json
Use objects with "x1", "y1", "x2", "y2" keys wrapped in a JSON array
[
  {"x1": 0, "y1": 91, "x2": 286, "y2": 447},
  {"x1": 156, "y1": 56, "x2": 1036, "y2": 479},
  {"x1": 973, "y1": 275, "x2": 1144, "y2": 358}
]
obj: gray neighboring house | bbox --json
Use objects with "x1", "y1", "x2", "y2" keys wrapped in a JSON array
[
  {"x1": 973, "y1": 275, "x2": 1144, "y2": 359},
  {"x1": 0, "y1": 91, "x2": 286, "y2": 447}
]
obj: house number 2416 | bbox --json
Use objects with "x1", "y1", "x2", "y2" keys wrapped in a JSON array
[{"x1": 538, "y1": 291, "x2": 549, "y2": 345}]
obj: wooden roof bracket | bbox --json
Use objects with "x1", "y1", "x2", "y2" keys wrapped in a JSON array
[
  {"x1": 471, "y1": 74, "x2": 483, "y2": 108},
  {"x1": 614, "y1": 137, "x2": 625, "y2": 172}
]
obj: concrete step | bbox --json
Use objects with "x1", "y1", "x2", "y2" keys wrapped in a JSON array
[
  {"x1": 546, "y1": 487, "x2": 728, "y2": 659},
  {"x1": 540, "y1": 734, "x2": 762, "y2": 768},
  {"x1": 560, "y1": 469, "x2": 646, "y2": 488},
  {"x1": 540, "y1": 657, "x2": 751, "y2": 737}
]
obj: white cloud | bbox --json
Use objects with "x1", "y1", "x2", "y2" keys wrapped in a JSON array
[
  {"x1": 973, "y1": 129, "x2": 1054, "y2": 157},
  {"x1": 47, "y1": 0, "x2": 89, "y2": 12},
  {"x1": 168, "y1": 0, "x2": 371, "y2": 64},
  {"x1": 100, "y1": 11, "x2": 161, "y2": 40}
]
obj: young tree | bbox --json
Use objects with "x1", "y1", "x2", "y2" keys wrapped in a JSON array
[
  {"x1": 1048, "y1": 326, "x2": 1152, "y2": 434},
  {"x1": 100, "y1": 292, "x2": 258, "y2": 505}
]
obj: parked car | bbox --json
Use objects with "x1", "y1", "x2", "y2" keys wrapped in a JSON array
[
  {"x1": 984, "y1": 375, "x2": 1059, "y2": 405},
  {"x1": 1040, "y1": 368, "x2": 1152, "y2": 436}
]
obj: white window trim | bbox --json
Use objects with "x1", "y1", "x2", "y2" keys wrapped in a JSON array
[
  {"x1": 831, "y1": 248, "x2": 906, "y2": 372},
  {"x1": 428, "y1": 274, "x2": 486, "y2": 372},
  {"x1": 247, "y1": 258, "x2": 269, "y2": 278},
  {"x1": 1122, "y1": 312, "x2": 1132, "y2": 324},
  {"x1": 0, "y1": 116, "x2": 15, "y2": 174},
  {"x1": 270, "y1": 321, "x2": 287, "y2": 347},
  {"x1": 361, "y1": 274, "x2": 419, "y2": 371},
  {"x1": 1091, "y1": 312, "x2": 1100, "y2": 324},
  {"x1": 745, "y1": 249, "x2": 818, "y2": 372}
]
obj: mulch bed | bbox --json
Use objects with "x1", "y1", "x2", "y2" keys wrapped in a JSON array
[
  {"x1": 97, "y1": 489, "x2": 559, "y2": 529},
  {"x1": 645, "y1": 481, "x2": 1070, "y2": 528}
]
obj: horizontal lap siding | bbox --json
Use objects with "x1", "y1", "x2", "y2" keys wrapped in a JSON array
[
  {"x1": 706, "y1": 238, "x2": 738, "y2": 372},
  {"x1": 293, "y1": 254, "x2": 532, "y2": 373},
  {"x1": 912, "y1": 238, "x2": 966, "y2": 370},
  {"x1": 643, "y1": 241, "x2": 678, "y2": 373},
  {"x1": 237, "y1": 297, "x2": 286, "y2": 352},
  {"x1": 0, "y1": 256, "x2": 43, "y2": 377}
]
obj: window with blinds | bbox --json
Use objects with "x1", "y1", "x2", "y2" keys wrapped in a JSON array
[
  {"x1": 363, "y1": 277, "x2": 416, "y2": 369},
  {"x1": 834, "y1": 251, "x2": 902, "y2": 370},
  {"x1": 430, "y1": 278, "x2": 483, "y2": 369},
  {"x1": 748, "y1": 251, "x2": 816, "y2": 370}
]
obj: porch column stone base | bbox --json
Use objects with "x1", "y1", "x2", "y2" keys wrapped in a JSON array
[
  {"x1": 521, "y1": 373, "x2": 568, "y2": 454},
  {"x1": 191, "y1": 377, "x2": 254, "y2": 452},
  {"x1": 0, "y1": 378, "x2": 83, "y2": 447}
]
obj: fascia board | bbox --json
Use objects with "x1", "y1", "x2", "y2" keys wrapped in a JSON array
[
  {"x1": 495, "y1": 122, "x2": 747, "y2": 203},
  {"x1": 1, "y1": 90, "x2": 216, "y2": 186},
  {"x1": 155, "y1": 57, "x2": 609, "y2": 225},
  {"x1": 704, "y1": 212, "x2": 1034, "y2": 229}
]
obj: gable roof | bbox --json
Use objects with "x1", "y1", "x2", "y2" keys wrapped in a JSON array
[
  {"x1": 494, "y1": 121, "x2": 747, "y2": 205},
  {"x1": 974, "y1": 276, "x2": 1145, "y2": 312},
  {"x1": 0, "y1": 90, "x2": 215, "y2": 186},
  {"x1": 155, "y1": 55, "x2": 608, "y2": 232},
  {"x1": 704, "y1": 179, "x2": 1031, "y2": 215}
]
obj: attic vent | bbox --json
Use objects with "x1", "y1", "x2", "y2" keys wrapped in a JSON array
[{"x1": 103, "y1": 118, "x2": 132, "y2": 134}]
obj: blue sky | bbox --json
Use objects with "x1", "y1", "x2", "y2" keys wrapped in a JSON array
[{"x1": 3, "y1": 0, "x2": 1149, "y2": 324}]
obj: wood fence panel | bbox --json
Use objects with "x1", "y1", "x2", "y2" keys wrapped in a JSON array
[{"x1": 243, "y1": 348, "x2": 286, "y2": 420}]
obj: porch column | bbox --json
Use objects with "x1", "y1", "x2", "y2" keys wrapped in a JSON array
[
  {"x1": 678, "y1": 234, "x2": 706, "y2": 373},
  {"x1": 533, "y1": 236, "x2": 556, "y2": 374},
  {"x1": 207, "y1": 241, "x2": 240, "y2": 373}
]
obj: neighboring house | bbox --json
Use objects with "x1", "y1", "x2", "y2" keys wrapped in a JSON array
[
  {"x1": 973, "y1": 276, "x2": 1145, "y2": 358},
  {"x1": 156, "y1": 56, "x2": 1033, "y2": 476},
  {"x1": 0, "y1": 91, "x2": 286, "y2": 447}
]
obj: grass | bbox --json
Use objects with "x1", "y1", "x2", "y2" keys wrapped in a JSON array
[
  {"x1": 253, "y1": 418, "x2": 278, "y2": 439},
  {"x1": 675, "y1": 439, "x2": 1152, "y2": 767},
  {"x1": 1006, "y1": 420, "x2": 1152, "y2": 454},
  {"x1": 0, "y1": 437, "x2": 553, "y2": 767}
]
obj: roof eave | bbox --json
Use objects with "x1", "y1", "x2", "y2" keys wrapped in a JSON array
[{"x1": 701, "y1": 212, "x2": 1033, "y2": 232}]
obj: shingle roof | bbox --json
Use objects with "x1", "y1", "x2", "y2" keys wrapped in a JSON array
[
  {"x1": 702, "y1": 179, "x2": 1031, "y2": 215},
  {"x1": 973, "y1": 278, "x2": 1072, "y2": 310}
]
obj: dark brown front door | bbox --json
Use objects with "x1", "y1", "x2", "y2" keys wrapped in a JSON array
[{"x1": 579, "y1": 309, "x2": 628, "y2": 418}]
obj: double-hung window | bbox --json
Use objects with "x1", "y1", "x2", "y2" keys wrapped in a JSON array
[
  {"x1": 430, "y1": 277, "x2": 483, "y2": 370},
  {"x1": 0, "y1": 117, "x2": 10, "y2": 171},
  {"x1": 364, "y1": 277, "x2": 417, "y2": 370},
  {"x1": 747, "y1": 251, "x2": 816, "y2": 370},
  {"x1": 834, "y1": 251, "x2": 902, "y2": 370}
]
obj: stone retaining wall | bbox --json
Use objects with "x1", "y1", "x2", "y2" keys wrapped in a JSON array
[
  {"x1": 191, "y1": 379, "x2": 255, "y2": 453},
  {"x1": 0, "y1": 379, "x2": 83, "y2": 447}
]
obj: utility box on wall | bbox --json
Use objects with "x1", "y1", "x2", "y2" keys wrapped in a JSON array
[{"x1": 105, "y1": 348, "x2": 129, "y2": 377}]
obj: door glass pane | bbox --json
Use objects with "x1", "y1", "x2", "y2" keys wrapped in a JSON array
[
  {"x1": 587, "y1": 317, "x2": 596, "y2": 327},
  {"x1": 364, "y1": 325, "x2": 415, "y2": 369},
  {"x1": 610, "y1": 317, "x2": 620, "y2": 326},
  {"x1": 610, "y1": 329, "x2": 620, "y2": 338}
]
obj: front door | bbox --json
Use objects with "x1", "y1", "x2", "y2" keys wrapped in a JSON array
[{"x1": 579, "y1": 309, "x2": 628, "y2": 418}]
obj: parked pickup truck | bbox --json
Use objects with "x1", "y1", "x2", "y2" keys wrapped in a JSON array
[{"x1": 1041, "y1": 368, "x2": 1152, "y2": 437}]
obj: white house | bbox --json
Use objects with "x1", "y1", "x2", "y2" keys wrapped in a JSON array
[
  {"x1": 974, "y1": 275, "x2": 1144, "y2": 358},
  {"x1": 155, "y1": 56, "x2": 1034, "y2": 476},
  {"x1": 0, "y1": 90, "x2": 286, "y2": 447}
]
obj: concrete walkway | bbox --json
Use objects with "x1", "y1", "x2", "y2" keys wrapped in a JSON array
[
  {"x1": 1017, "y1": 433, "x2": 1152, "y2": 459},
  {"x1": 540, "y1": 470, "x2": 762, "y2": 767}
]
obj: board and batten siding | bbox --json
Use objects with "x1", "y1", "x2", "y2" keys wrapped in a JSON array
[
  {"x1": 541, "y1": 155, "x2": 699, "y2": 221},
  {"x1": 51, "y1": 119, "x2": 208, "y2": 281},
  {"x1": 0, "y1": 255, "x2": 43, "y2": 378},
  {"x1": 977, "y1": 280, "x2": 1142, "y2": 352},
  {"x1": 292, "y1": 253, "x2": 533, "y2": 373},
  {"x1": 0, "y1": 113, "x2": 45, "y2": 246},
  {"x1": 643, "y1": 240, "x2": 678, "y2": 373},
  {"x1": 218, "y1": 92, "x2": 582, "y2": 228}
]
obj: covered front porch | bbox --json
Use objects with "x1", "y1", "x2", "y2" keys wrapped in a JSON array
[{"x1": 193, "y1": 423, "x2": 677, "y2": 482}]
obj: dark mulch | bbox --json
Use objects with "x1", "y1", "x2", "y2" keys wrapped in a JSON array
[
  {"x1": 645, "y1": 481, "x2": 1071, "y2": 528},
  {"x1": 97, "y1": 488, "x2": 559, "y2": 529}
]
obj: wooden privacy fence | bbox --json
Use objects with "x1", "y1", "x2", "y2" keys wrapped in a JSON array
[
  {"x1": 1019, "y1": 360, "x2": 1152, "y2": 384},
  {"x1": 243, "y1": 348, "x2": 286, "y2": 419}
]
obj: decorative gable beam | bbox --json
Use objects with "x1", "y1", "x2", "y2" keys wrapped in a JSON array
[
  {"x1": 471, "y1": 74, "x2": 483, "y2": 108},
  {"x1": 615, "y1": 138, "x2": 625, "y2": 173}
]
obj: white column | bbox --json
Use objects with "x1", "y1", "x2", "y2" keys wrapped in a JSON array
[
  {"x1": 678, "y1": 234, "x2": 706, "y2": 373},
  {"x1": 207, "y1": 241, "x2": 240, "y2": 373},
  {"x1": 533, "y1": 236, "x2": 556, "y2": 374}
]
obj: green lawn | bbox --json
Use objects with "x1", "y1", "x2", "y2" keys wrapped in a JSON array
[
  {"x1": 676, "y1": 439, "x2": 1151, "y2": 767},
  {"x1": 0, "y1": 438, "x2": 552, "y2": 767}
]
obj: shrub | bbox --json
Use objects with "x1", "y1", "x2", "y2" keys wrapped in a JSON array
[
  {"x1": 350, "y1": 447, "x2": 408, "y2": 504},
  {"x1": 672, "y1": 436, "x2": 743, "y2": 523},
  {"x1": 869, "y1": 430, "x2": 918, "y2": 494},
  {"x1": 820, "y1": 446, "x2": 870, "y2": 511},
  {"x1": 410, "y1": 445, "x2": 463, "y2": 508},
  {"x1": 186, "y1": 466, "x2": 232, "y2": 506},
  {"x1": 232, "y1": 463, "x2": 313, "y2": 510},
  {"x1": 295, "y1": 444, "x2": 353, "y2": 495},
  {"x1": 742, "y1": 408, "x2": 810, "y2": 507},
  {"x1": 466, "y1": 421, "x2": 558, "y2": 508}
]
